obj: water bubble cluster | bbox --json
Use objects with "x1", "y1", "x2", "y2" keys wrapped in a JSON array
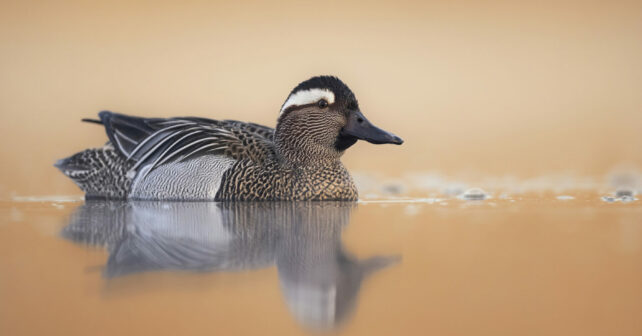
[{"x1": 602, "y1": 189, "x2": 637, "y2": 203}]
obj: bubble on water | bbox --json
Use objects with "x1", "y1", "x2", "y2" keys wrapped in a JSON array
[
  {"x1": 556, "y1": 195, "x2": 575, "y2": 200},
  {"x1": 458, "y1": 188, "x2": 489, "y2": 200},
  {"x1": 602, "y1": 188, "x2": 638, "y2": 203},
  {"x1": 601, "y1": 196, "x2": 617, "y2": 203},
  {"x1": 620, "y1": 195, "x2": 636, "y2": 202},
  {"x1": 601, "y1": 195, "x2": 637, "y2": 203},
  {"x1": 615, "y1": 189, "x2": 635, "y2": 198}
]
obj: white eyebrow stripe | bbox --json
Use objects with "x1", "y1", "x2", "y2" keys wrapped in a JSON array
[{"x1": 280, "y1": 88, "x2": 335, "y2": 115}]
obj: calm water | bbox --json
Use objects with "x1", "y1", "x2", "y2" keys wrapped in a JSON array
[
  {"x1": 1, "y1": 193, "x2": 641, "y2": 336},
  {"x1": 3, "y1": 1, "x2": 642, "y2": 335}
]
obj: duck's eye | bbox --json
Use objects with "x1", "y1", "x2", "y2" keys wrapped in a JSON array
[{"x1": 317, "y1": 99, "x2": 328, "y2": 108}]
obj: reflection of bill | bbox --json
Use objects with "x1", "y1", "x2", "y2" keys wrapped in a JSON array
[{"x1": 62, "y1": 201, "x2": 400, "y2": 330}]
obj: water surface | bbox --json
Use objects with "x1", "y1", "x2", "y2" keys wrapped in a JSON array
[{"x1": 1, "y1": 194, "x2": 641, "y2": 335}]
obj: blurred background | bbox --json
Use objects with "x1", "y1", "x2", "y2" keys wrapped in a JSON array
[{"x1": 1, "y1": 0, "x2": 641, "y2": 198}]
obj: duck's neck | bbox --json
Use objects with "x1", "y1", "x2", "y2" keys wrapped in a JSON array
[{"x1": 274, "y1": 128, "x2": 343, "y2": 168}]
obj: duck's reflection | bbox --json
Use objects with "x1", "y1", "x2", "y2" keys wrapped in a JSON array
[{"x1": 62, "y1": 201, "x2": 399, "y2": 330}]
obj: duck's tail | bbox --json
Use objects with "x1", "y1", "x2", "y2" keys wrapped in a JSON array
[{"x1": 55, "y1": 144, "x2": 133, "y2": 199}]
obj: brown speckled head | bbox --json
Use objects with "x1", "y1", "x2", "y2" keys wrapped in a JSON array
[{"x1": 275, "y1": 76, "x2": 403, "y2": 166}]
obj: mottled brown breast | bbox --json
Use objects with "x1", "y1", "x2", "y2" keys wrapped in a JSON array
[{"x1": 215, "y1": 160, "x2": 358, "y2": 201}]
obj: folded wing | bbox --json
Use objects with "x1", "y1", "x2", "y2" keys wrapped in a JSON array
[{"x1": 97, "y1": 111, "x2": 275, "y2": 175}]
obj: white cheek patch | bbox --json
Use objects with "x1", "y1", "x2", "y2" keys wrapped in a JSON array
[{"x1": 280, "y1": 88, "x2": 335, "y2": 115}]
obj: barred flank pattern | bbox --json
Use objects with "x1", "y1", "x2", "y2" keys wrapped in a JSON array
[{"x1": 55, "y1": 145, "x2": 133, "y2": 199}]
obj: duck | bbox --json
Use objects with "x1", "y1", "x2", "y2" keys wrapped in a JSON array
[{"x1": 55, "y1": 76, "x2": 403, "y2": 201}]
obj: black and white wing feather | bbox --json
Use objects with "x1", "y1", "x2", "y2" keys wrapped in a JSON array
[{"x1": 96, "y1": 111, "x2": 275, "y2": 175}]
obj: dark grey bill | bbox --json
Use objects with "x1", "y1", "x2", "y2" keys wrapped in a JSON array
[{"x1": 340, "y1": 110, "x2": 404, "y2": 145}]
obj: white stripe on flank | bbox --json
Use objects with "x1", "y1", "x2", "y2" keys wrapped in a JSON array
[{"x1": 280, "y1": 89, "x2": 335, "y2": 115}]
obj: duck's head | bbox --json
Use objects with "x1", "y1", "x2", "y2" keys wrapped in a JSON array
[{"x1": 275, "y1": 76, "x2": 403, "y2": 164}]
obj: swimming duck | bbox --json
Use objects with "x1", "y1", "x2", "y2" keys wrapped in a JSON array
[{"x1": 55, "y1": 76, "x2": 403, "y2": 201}]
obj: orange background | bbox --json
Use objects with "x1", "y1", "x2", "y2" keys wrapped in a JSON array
[{"x1": 1, "y1": 0, "x2": 641, "y2": 198}]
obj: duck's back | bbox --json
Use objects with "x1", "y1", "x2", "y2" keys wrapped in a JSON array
[{"x1": 56, "y1": 111, "x2": 276, "y2": 200}]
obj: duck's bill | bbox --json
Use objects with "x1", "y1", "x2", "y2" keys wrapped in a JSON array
[{"x1": 341, "y1": 111, "x2": 404, "y2": 145}]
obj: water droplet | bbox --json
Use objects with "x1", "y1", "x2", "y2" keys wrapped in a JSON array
[
  {"x1": 620, "y1": 195, "x2": 636, "y2": 202},
  {"x1": 602, "y1": 190, "x2": 638, "y2": 203},
  {"x1": 615, "y1": 189, "x2": 635, "y2": 198},
  {"x1": 459, "y1": 188, "x2": 489, "y2": 200}
]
